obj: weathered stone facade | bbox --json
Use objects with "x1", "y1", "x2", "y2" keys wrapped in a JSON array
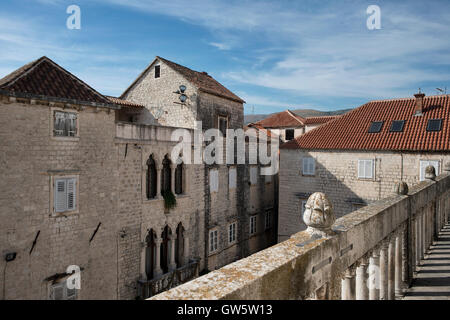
[
  {"x1": 0, "y1": 56, "x2": 277, "y2": 300},
  {"x1": 0, "y1": 97, "x2": 119, "y2": 299},
  {"x1": 278, "y1": 149, "x2": 450, "y2": 241}
]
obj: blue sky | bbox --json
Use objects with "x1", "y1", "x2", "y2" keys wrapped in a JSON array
[{"x1": 1, "y1": 0, "x2": 450, "y2": 114}]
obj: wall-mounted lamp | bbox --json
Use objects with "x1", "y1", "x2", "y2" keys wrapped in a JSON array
[{"x1": 174, "y1": 85, "x2": 188, "y2": 105}]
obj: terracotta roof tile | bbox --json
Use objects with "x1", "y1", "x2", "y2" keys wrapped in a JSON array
[
  {"x1": 304, "y1": 115, "x2": 338, "y2": 125},
  {"x1": 156, "y1": 56, "x2": 245, "y2": 103},
  {"x1": 0, "y1": 56, "x2": 110, "y2": 105},
  {"x1": 281, "y1": 95, "x2": 450, "y2": 152},
  {"x1": 255, "y1": 110, "x2": 305, "y2": 128},
  {"x1": 106, "y1": 96, "x2": 145, "y2": 108}
]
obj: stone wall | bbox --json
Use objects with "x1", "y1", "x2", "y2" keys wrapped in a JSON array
[
  {"x1": 278, "y1": 148, "x2": 450, "y2": 241},
  {"x1": 151, "y1": 172, "x2": 450, "y2": 300},
  {"x1": 122, "y1": 58, "x2": 198, "y2": 128},
  {"x1": 0, "y1": 98, "x2": 119, "y2": 300}
]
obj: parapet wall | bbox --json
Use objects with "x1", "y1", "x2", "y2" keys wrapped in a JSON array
[{"x1": 151, "y1": 172, "x2": 450, "y2": 300}]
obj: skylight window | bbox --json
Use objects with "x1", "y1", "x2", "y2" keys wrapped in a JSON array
[
  {"x1": 427, "y1": 119, "x2": 442, "y2": 132},
  {"x1": 390, "y1": 120, "x2": 405, "y2": 132},
  {"x1": 368, "y1": 121, "x2": 384, "y2": 133}
]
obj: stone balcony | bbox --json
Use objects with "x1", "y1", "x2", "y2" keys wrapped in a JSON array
[{"x1": 150, "y1": 166, "x2": 450, "y2": 300}]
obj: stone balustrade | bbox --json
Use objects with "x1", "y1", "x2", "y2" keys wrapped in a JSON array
[
  {"x1": 150, "y1": 166, "x2": 450, "y2": 300},
  {"x1": 116, "y1": 121, "x2": 193, "y2": 143}
]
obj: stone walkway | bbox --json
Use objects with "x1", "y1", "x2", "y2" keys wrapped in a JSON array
[{"x1": 403, "y1": 224, "x2": 450, "y2": 300}]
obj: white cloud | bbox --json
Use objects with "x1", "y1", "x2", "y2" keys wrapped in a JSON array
[{"x1": 209, "y1": 42, "x2": 231, "y2": 50}]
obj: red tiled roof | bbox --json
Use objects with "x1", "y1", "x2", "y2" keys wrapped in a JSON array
[
  {"x1": 304, "y1": 115, "x2": 338, "y2": 125},
  {"x1": 281, "y1": 95, "x2": 450, "y2": 152},
  {"x1": 106, "y1": 96, "x2": 145, "y2": 108},
  {"x1": 245, "y1": 123, "x2": 279, "y2": 138},
  {"x1": 0, "y1": 56, "x2": 111, "y2": 105},
  {"x1": 121, "y1": 56, "x2": 245, "y2": 104},
  {"x1": 255, "y1": 110, "x2": 305, "y2": 128}
]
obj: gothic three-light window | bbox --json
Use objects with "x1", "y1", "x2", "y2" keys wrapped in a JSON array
[
  {"x1": 175, "y1": 162, "x2": 183, "y2": 195},
  {"x1": 54, "y1": 111, "x2": 77, "y2": 137},
  {"x1": 146, "y1": 155, "x2": 157, "y2": 199},
  {"x1": 161, "y1": 155, "x2": 172, "y2": 195}
]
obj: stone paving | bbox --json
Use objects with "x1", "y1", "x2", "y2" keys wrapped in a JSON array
[{"x1": 404, "y1": 223, "x2": 450, "y2": 300}]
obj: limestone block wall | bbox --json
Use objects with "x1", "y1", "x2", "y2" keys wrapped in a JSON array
[
  {"x1": 115, "y1": 124, "x2": 205, "y2": 300},
  {"x1": 197, "y1": 92, "x2": 244, "y2": 130},
  {"x1": 278, "y1": 148, "x2": 450, "y2": 241},
  {"x1": 122, "y1": 58, "x2": 198, "y2": 129},
  {"x1": 0, "y1": 99, "x2": 119, "y2": 300}
]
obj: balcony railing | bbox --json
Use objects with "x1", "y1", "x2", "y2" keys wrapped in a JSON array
[
  {"x1": 137, "y1": 259, "x2": 200, "y2": 299},
  {"x1": 150, "y1": 166, "x2": 450, "y2": 300}
]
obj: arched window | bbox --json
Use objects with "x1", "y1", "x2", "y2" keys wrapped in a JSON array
[
  {"x1": 145, "y1": 229, "x2": 156, "y2": 279},
  {"x1": 160, "y1": 226, "x2": 171, "y2": 274},
  {"x1": 175, "y1": 163, "x2": 183, "y2": 195},
  {"x1": 161, "y1": 155, "x2": 171, "y2": 195},
  {"x1": 146, "y1": 155, "x2": 157, "y2": 199},
  {"x1": 175, "y1": 223, "x2": 185, "y2": 267}
]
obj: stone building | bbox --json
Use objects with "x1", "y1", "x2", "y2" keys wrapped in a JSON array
[
  {"x1": 250, "y1": 109, "x2": 337, "y2": 142},
  {"x1": 278, "y1": 92, "x2": 450, "y2": 242},
  {"x1": 0, "y1": 56, "x2": 277, "y2": 300}
]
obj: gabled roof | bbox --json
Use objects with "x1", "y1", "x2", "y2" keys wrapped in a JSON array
[
  {"x1": 0, "y1": 56, "x2": 112, "y2": 106},
  {"x1": 255, "y1": 110, "x2": 305, "y2": 128},
  {"x1": 121, "y1": 56, "x2": 245, "y2": 104},
  {"x1": 303, "y1": 115, "x2": 338, "y2": 125},
  {"x1": 106, "y1": 96, "x2": 145, "y2": 108},
  {"x1": 281, "y1": 94, "x2": 450, "y2": 152}
]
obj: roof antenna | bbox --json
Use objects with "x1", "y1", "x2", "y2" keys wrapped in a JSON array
[{"x1": 436, "y1": 87, "x2": 447, "y2": 95}]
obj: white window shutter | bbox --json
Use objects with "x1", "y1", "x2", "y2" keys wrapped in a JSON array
[
  {"x1": 51, "y1": 283, "x2": 65, "y2": 300},
  {"x1": 358, "y1": 160, "x2": 364, "y2": 178},
  {"x1": 310, "y1": 158, "x2": 315, "y2": 174},
  {"x1": 303, "y1": 158, "x2": 308, "y2": 174},
  {"x1": 55, "y1": 180, "x2": 67, "y2": 212},
  {"x1": 67, "y1": 179, "x2": 76, "y2": 210},
  {"x1": 366, "y1": 160, "x2": 373, "y2": 178}
]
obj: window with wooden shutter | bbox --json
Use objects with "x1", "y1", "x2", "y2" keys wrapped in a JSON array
[
  {"x1": 54, "y1": 177, "x2": 77, "y2": 213},
  {"x1": 50, "y1": 281, "x2": 78, "y2": 300}
]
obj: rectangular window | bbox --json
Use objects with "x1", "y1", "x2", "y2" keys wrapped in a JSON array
[
  {"x1": 265, "y1": 211, "x2": 271, "y2": 230},
  {"x1": 358, "y1": 160, "x2": 374, "y2": 179},
  {"x1": 218, "y1": 116, "x2": 228, "y2": 137},
  {"x1": 420, "y1": 160, "x2": 440, "y2": 181},
  {"x1": 228, "y1": 222, "x2": 237, "y2": 244},
  {"x1": 368, "y1": 121, "x2": 383, "y2": 133},
  {"x1": 302, "y1": 157, "x2": 315, "y2": 176},
  {"x1": 229, "y1": 167, "x2": 237, "y2": 190},
  {"x1": 301, "y1": 200, "x2": 307, "y2": 215},
  {"x1": 209, "y1": 229, "x2": 218, "y2": 253},
  {"x1": 54, "y1": 111, "x2": 77, "y2": 137},
  {"x1": 427, "y1": 119, "x2": 442, "y2": 132},
  {"x1": 50, "y1": 281, "x2": 78, "y2": 300},
  {"x1": 209, "y1": 169, "x2": 219, "y2": 193},
  {"x1": 285, "y1": 129, "x2": 295, "y2": 140},
  {"x1": 54, "y1": 177, "x2": 77, "y2": 213},
  {"x1": 154, "y1": 65, "x2": 160, "y2": 78},
  {"x1": 390, "y1": 120, "x2": 405, "y2": 132},
  {"x1": 250, "y1": 216, "x2": 257, "y2": 235},
  {"x1": 250, "y1": 166, "x2": 258, "y2": 185}
]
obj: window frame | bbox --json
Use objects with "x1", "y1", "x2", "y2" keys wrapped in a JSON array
[
  {"x1": 249, "y1": 215, "x2": 257, "y2": 235},
  {"x1": 426, "y1": 119, "x2": 442, "y2": 132},
  {"x1": 264, "y1": 211, "x2": 272, "y2": 230},
  {"x1": 357, "y1": 159, "x2": 374, "y2": 179},
  {"x1": 209, "y1": 169, "x2": 219, "y2": 193},
  {"x1": 154, "y1": 65, "x2": 161, "y2": 78},
  {"x1": 302, "y1": 157, "x2": 316, "y2": 176},
  {"x1": 285, "y1": 129, "x2": 295, "y2": 141},
  {"x1": 49, "y1": 280, "x2": 78, "y2": 300},
  {"x1": 51, "y1": 175, "x2": 79, "y2": 216},
  {"x1": 51, "y1": 108, "x2": 79, "y2": 141},
  {"x1": 228, "y1": 222, "x2": 237, "y2": 245},
  {"x1": 209, "y1": 229, "x2": 218, "y2": 254},
  {"x1": 368, "y1": 121, "x2": 384, "y2": 133},
  {"x1": 218, "y1": 115, "x2": 228, "y2": 137}
]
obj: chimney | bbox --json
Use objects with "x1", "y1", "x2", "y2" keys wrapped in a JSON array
[{"x1": 414, "y1": 90, "x2": 425, "y2": 116}]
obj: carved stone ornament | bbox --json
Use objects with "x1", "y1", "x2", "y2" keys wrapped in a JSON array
[{"x1": 303, "y1": 192, "x2": 336, "y2": 237}]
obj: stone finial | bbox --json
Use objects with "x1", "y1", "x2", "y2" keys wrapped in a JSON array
[
  {"x1": 303, "y1": 192, "x2": 336, "y2": 237},
  {"x1": 425, "y1": 165, "x2": 436, "y2": 181},
  {"x1": 394, "y1": 182, "x2": 408, "y2": 195}
]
